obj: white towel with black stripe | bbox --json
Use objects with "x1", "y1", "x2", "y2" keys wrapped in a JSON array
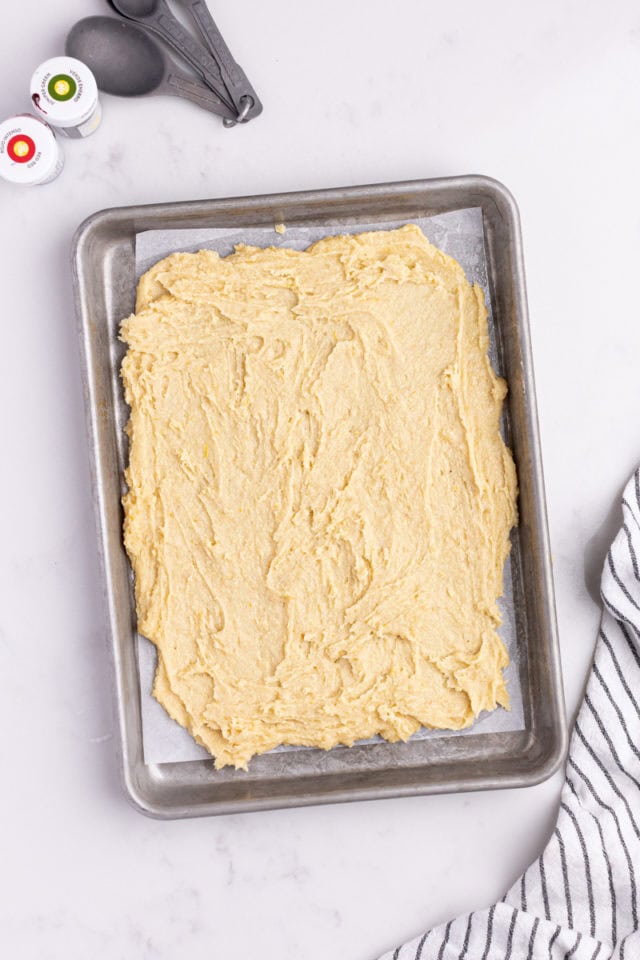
[{"x1": 380, "y1": 469, "x2": 640, "y2": 960}]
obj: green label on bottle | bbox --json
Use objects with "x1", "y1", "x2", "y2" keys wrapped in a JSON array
[{"x1": 47, "y1": 74, "x2": 77, "y2": 101}]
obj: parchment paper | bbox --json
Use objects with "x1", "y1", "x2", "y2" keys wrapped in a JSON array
[{"x1": 133, "y1": 208, "x2": 525, "y2": 765}]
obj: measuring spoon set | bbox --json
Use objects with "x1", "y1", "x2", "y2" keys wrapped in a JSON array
[{"x1": 68, "y1": 0, "x2": 262, "y2": 126}]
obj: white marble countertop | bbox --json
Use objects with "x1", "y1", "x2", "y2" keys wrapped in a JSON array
[{"x1": 2, "y1": 1, "x2": 639, "y2": 957}]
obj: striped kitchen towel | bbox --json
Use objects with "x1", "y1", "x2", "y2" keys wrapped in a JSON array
[{"x1": 380, "y1": 469, "x2": 640, "y2": 960}]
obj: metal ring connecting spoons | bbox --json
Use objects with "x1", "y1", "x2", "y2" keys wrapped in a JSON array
[
  {"x1": 109, "y1": 0, "x2": 237, "y2": 115},
  {"x1": 66, "y1": 16, "x2": 237, "y2": 121},
  {"x1": 222, "y1": 95, "x2": 253, "y2": 128}
]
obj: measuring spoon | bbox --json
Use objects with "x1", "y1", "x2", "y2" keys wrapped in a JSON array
[
  {"x1": 176, "y1": 0, "x2": 262, "y2": 121},
  {"x1": 110, "y1": 0, "x2": 236, "y2": 114},
  {"x1": 65, "y1": 17, "x2": 237, "y2": 121}
]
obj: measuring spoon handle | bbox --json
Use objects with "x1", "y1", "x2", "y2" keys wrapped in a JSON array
[
  {"x1": 180, "y1": 0, "x2": 262, "y2": 119},
  {"x1": 163, "y1": 71, "x2": 236, "y2": 120},
  {"x1": 139, "y1": 3, "x2": 235, "y2": 112}
]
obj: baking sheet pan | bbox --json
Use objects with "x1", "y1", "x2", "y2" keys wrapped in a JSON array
[{"x1": 72, "y1": 177, "x2": 567, "y2": 818}]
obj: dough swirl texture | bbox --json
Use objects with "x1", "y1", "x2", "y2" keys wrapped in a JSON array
[{"x1": 120, "y1": 225, "x2": 518, "y2": 769}]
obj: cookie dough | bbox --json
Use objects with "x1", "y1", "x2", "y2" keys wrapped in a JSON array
[{"x1": 120, "y1": 224, "x2": 518, "y2": 770}]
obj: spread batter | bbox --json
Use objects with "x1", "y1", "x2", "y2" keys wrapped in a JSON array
[{"x1": 121, "y1": 225, "x2": 518, "y2": 770}]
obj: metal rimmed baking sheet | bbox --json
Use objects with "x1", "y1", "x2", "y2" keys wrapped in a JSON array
[{"x1": 72, "y1": 177, "x2": 566, "y2": 818}]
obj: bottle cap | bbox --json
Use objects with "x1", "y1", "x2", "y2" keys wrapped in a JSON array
[
  {"x1": 0, "y1": 114, "x2": 63, "y2": 185},
  {"x1": 30, "y1": 56, "x2": 99, "y2": 130}
]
